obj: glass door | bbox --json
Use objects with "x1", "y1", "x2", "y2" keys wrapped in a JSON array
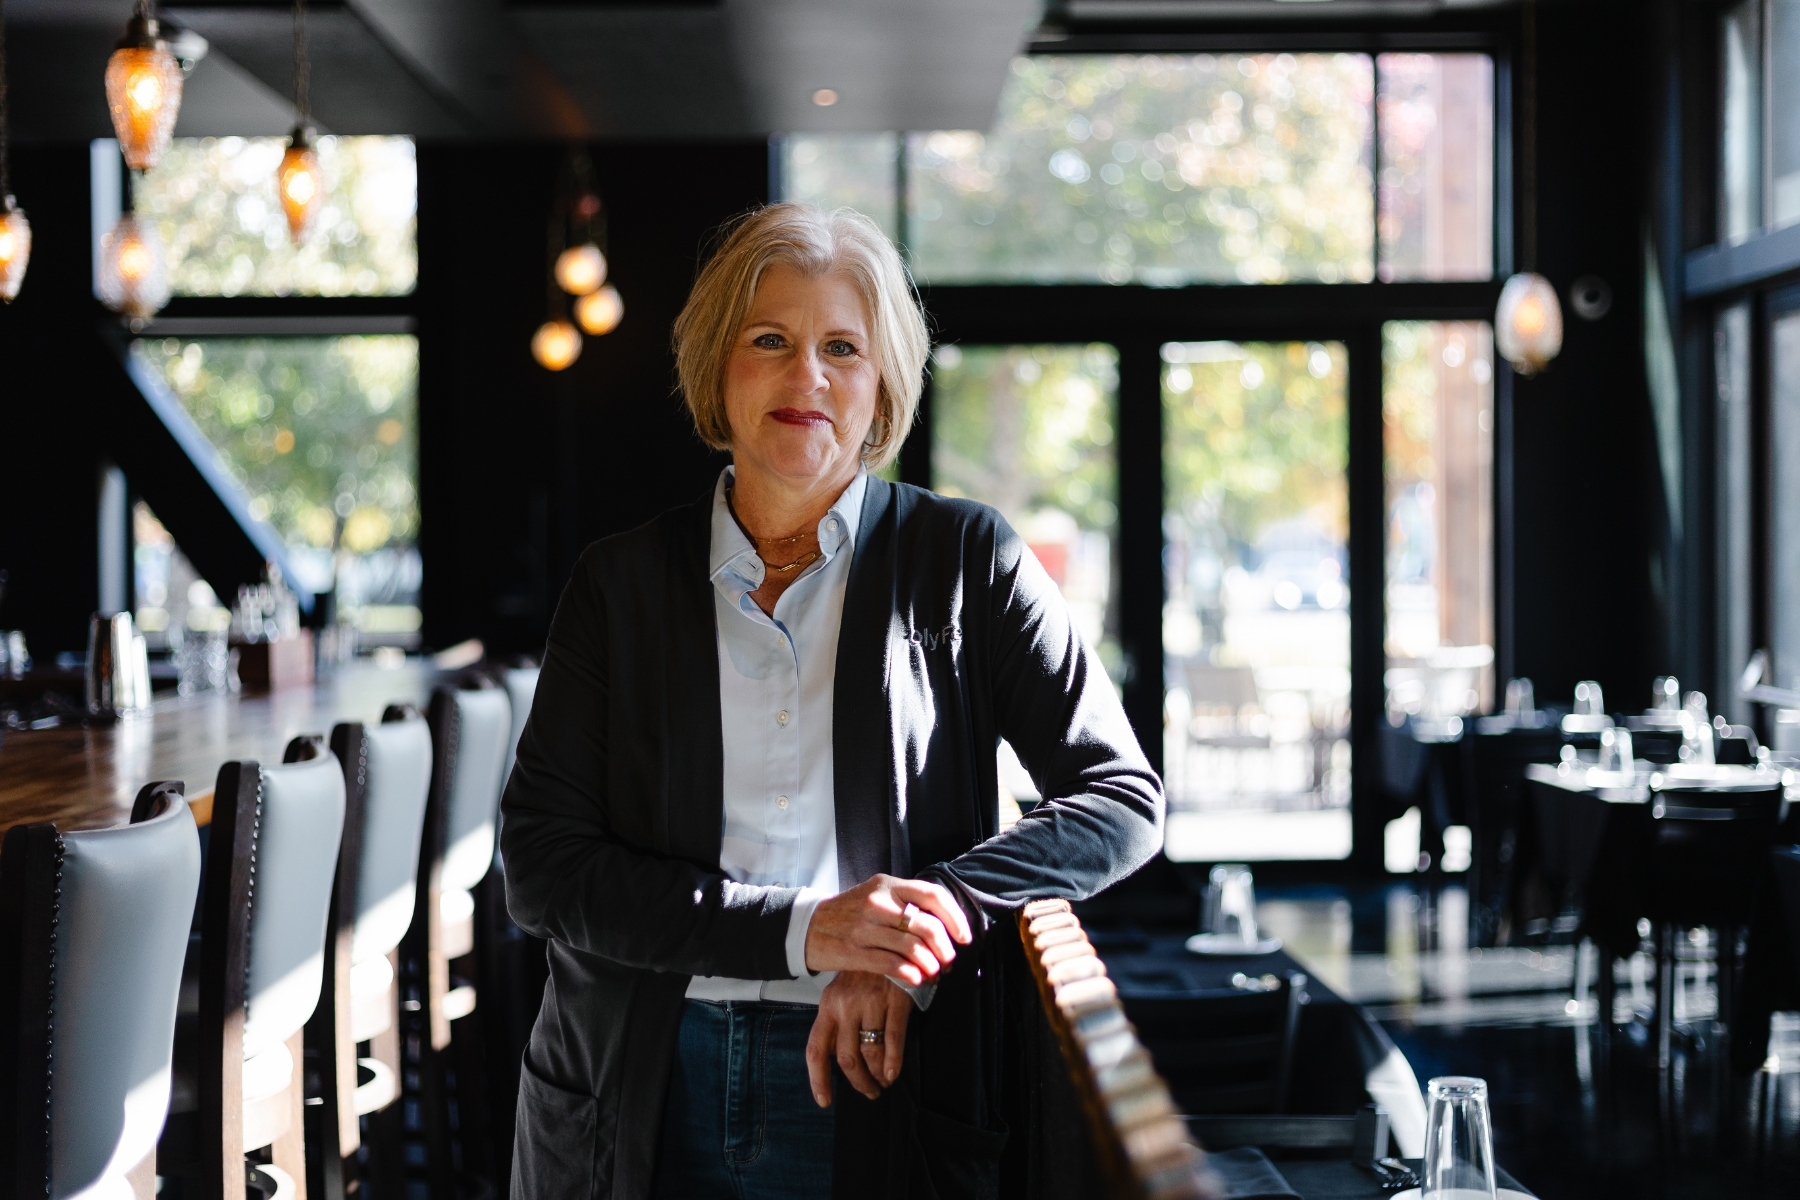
[{"x1": 1160, "y1": 339, "x2": 1353, "y2": 861}]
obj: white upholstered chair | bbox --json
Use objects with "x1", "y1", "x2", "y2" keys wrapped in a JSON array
[{"x1": 0, "y1": 781, "x2": 201, "y2": 1200}]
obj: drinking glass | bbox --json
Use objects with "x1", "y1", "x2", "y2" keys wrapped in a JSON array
[
  {"x1": 1204, "y1": 864, "x2": 1260, "y2": 946},
  {"x1": 1422, "y1": 1076, "x2": 1496, "y2": 1200},
  {"x1": 1573, "y1": 680, "x2": 1604, "y2": 716},
  {"x1": 1598, "y1": 727, "x2": 1634, "y2": 774}
]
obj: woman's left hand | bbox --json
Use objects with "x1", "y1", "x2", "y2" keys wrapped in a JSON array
[{"x1": 805, "y1": 971, "x2": 911, "y2": 1106}]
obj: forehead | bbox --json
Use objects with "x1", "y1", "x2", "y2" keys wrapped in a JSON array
[{"x1": 742, "y1": 263, "x2": 870, "y2": 329}]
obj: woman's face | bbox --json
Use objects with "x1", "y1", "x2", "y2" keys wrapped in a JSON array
[{"x1": 723, "y1": 264, "x2": 880, "y2": 493}]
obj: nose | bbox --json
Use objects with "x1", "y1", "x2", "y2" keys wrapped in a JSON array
[{"x1": 784, "y1": 344, "x2": 829, "y2": 397}]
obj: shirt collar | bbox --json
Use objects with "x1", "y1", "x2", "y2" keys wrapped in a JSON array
[{"x1": 709, "y1": 467, "x2": 868, "y2": 584}]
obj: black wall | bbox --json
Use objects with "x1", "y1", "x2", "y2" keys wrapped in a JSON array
[
  {"x1": 1503, "y1": 1, "x2": 1666, "y2": 712},
  {"x1": 0, "y1": 146, "x2": 115, "y2": 658},
  {"x1": 416, "y1": 141, "x2": 766, "y2": 656}
]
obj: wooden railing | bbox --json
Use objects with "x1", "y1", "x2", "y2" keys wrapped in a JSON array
[{"x1": 1018, "y1": 899, "x2": 1220, "y2": 1200}]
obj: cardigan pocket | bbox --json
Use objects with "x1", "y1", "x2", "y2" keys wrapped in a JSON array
[
  {"x1": 513, "y1": 1055, "x2": 599, "y2": 1200},
  {"x1": 907, "y1": 1104, "x2": 1009, "y2": 1200}
]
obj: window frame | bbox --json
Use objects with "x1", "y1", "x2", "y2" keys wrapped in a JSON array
[{"x1": 95, "y1": 135, "x2": 423, "y2": 624}]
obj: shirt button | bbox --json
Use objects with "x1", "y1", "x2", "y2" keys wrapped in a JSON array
[
  {"x1": 827, "y1": 519, "x2": 838, "y2": 531},
  {"x1": 777, "y1": 710, "x2": 790, "y2": 726},
  {"x1": 776, "y1": 796, "x2": 790, "y2": 809}
]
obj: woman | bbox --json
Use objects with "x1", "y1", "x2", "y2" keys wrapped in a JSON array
[{"x1": 501, "y1": 204, "x2": 1163, "y2": 1200}]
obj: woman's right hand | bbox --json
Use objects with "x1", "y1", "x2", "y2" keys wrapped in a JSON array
[{"x1": 804, "y1": 874, "x2": 973, "y2": 986}]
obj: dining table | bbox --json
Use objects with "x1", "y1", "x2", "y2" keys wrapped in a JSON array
[{"x1": 0, "y1": 662, "x2": 437, "y2": 837}]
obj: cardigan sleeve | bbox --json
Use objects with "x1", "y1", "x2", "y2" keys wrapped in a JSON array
[
  {"x1": 499, "y1": 544, "x2": 800, "y2": 982},
  {"x1": 922, "y1": 520, "x2": 1165, "y2": 913}
]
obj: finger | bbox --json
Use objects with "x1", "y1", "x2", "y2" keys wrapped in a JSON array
[
  {"x1": 835, "y1": 1008, "x2": 882, "y2": 1100},
  {"x1": 806, "y1": 1008, "x2": 835, "y2": 1107},
  {"x1": 889, "y1": 880, "x2": 973, "y2": 945},
  {"x1": 882, "y1": 986, "x2": 911, "y2": 1085},
  {"x1": 857, "y1": 993, "x2": 887, "y2": 1080},
  {"x1": 830, "y1": 943, "x2": 928, "y2": 985},
  {"x1": 861, "y1": 926, "x2": 944, "y2": 978},
  {"x1": 904, "y1": 907, "x2": 957, "y2": 966}
]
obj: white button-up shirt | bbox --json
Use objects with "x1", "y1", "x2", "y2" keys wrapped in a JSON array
[{"x1": 685, "y1": 467, "x2": 867, "y2": 1005}]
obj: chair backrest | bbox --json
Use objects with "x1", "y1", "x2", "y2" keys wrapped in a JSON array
[
  {"x1": 500, "y1": 666, "x2": 540, "y2": 790},
  {"x1": 0, "y1": 787, "x2": 201, "y2": 1200},
  {"x1": 1183, "y1": 662, "x2": 1259, "y2": 710},
  {"x1": 348, "y1": 715, "x2": 434, "y2": 964},
  {"x1": 432, "y1": 685, "x2": 512, "y2": 894},
  {"x1": 1642, "y1": 785, "x2": 1785, "y2": 924},
  {"x1": 240, "y1": 755, "x2": 347, "y2": 1060}
]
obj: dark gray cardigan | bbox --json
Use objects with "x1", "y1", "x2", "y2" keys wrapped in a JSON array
[{"x1": 500, "y1": 475, "x2": 1163, "y2": 1200}]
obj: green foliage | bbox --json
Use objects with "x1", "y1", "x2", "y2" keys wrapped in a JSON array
[
  {"x1": 910, "y1": 54, "x2": 1374, "y2": 285},
  {"x1": 931, "y1": 344, "x2": 1119, "y2": 532},
  {"x1": 134, "y1": 337, "x2": 419, "y2": 554},
  {"x1": 1163, "y1": 341, "x2": 1348, "y2": 552},
  {"x1": 137, "y1": 136, "x2": 417, "y2": 297}
]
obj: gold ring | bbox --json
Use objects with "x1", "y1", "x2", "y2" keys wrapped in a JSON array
[{"x1": 858, "y1": 1028, "x2": 884, "y2": 1045}]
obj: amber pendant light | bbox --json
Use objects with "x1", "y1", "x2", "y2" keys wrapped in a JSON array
[
  {"x1": 99, "y1": 168, "x2": 169, "y2": 320},
  {"x1": 105, "y1": 0, "x2": 183, "y2": 172},
  {"x1": 534, "y1": 151, "x2": 624, "y2": 366},
  {"x1": 0, "y1": 0, "x2": 29, "y2": 302},
  {"x1": 278, "y1": 0, "x2": 322, "y2": 242}
]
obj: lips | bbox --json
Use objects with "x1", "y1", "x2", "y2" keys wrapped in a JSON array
[{"x1": 770, "y1": 408, "x2": 832, "y2": 427}]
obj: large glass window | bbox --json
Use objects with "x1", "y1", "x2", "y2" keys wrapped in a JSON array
[
  {"x1": 1723, "y1": 1, "x2": 1764, "y2": 243},
  {"x1": 930, "y1": 344, "x2": 1121, "y2": 667},
  {"x1": 1375, "y1": 54, "x2": 1494, "y2": 281},
  {"x1": 1161, "y1": 340, "x2": 1352, "y2": 862},
  {"x1": 910, "y1": 54, "x2": 1375, "y2": 285},
  {"x1": 1771, "y1": 308, "x2": 1800, "y2": 691},
  {"x1": 135, "y1": 135, "x2": 417, "y2": 296},
  {"x1": 781, "y1": 54, "x2": 1493, "y2": 288},
  {"x1": 1772, "y1": 3, "x2": 1800, "y2": 230},
  {"x1": 1382, "y1": 322, "x2": 1495, "y2": 721},
  {"x1": 132, "y1": 336, "x2": 422, "y2": 642},
  {"x1": 782, "y1": 134, "x2": 902, "y2": 242}
]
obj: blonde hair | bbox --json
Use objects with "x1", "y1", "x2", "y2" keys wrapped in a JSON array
[{"x1": 673, "y1": 204, "x2": 928, "y2": 471}]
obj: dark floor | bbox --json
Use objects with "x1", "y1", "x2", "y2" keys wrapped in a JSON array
[{"x1": 1257, "y1": 883, "x2": 1800, "y2": 1200}]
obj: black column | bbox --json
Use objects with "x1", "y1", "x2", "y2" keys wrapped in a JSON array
[
  {"x1": 1117, "y1": 338, "x2": 1165, "y2": 774},
  {"x1": 1347, "y1": 320, "x2": 1387, "y2": 876}
]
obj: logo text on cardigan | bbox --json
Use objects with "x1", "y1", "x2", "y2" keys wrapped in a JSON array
[{"x1": 906, "y1": 623, "x2": 959, "y2": 651}]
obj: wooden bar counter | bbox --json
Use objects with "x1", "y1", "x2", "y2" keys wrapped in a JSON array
[{"x1": 0, "y1": 663, "x2": 437, "y2": 836}]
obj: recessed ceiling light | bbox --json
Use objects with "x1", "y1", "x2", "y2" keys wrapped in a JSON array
[{"x1": 812, "y1": 88, "x2": 838, "y2": 107}]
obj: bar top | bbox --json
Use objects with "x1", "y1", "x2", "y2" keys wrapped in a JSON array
[{"x1": 0, "y1": 663, "x2": 437, "y2": 837}]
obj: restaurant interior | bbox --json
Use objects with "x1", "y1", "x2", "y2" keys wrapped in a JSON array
[{"x1": 1, "y1": 0, "x2": 1798, "y2": 1197}]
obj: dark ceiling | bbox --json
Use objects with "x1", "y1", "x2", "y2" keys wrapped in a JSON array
[
  {"x1": 4, "y1": 0, "x2": 1044, "y2": 142},
  {"x1": 3, "y1": 0, "x2": 1521, "y2": 144}
]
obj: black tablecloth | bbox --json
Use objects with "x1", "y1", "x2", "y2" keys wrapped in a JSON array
[
  {"x1": 1270, "y1": 1159, "x2": 1534, "y2": 1200},
  {"x1": 1096, "y1": 935, "x2": 1395, "y2": 1116},
  {"x1": 1738, "y1": 845, "x2": 1800, "y2": 1068}
]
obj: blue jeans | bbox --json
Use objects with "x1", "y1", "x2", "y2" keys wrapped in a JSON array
[{"x1": 651, "y1": 999, "x2": 835, "y2": 1199}]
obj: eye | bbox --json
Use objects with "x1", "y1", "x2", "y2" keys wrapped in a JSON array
[
  {"x1": 752, "y1": 333, "x2": 784, "y2": 350},
  {"x1": 824, "y1": 339, "x2": 857, "y2": 357}
]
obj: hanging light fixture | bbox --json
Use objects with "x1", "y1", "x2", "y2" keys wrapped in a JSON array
[
  {"x1": 99, "y1": 171, "x2": 168, "y2": 319},
  {"x1": 574, "y1": 284, "x2": 623, "y2": 336},
  {"x1": 532, "y1": 319, "x2": 582, "y2": 371},
  {"x1": 1495, "y1": 273, "x2": 1562, "y2": 376},
  {"x1": 0, "y1": 0, "x2": 29, "y2": 303},
  {"x1": 277, "y1": 0, "x2": 322, "y2": 242},
  {"x1": 104, "y1": 0, "x2": 183, "y2": 172},
  {"x1": 1496, "y1": 0, "x2": 1562, "y2": 377},
  {"x1": 554, "y1": 243, "x2": 606, "y2": 295}
]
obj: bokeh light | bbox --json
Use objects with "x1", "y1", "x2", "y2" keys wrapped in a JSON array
[
  {"x1": 532, "y1": 320, "x2": 582, "y2": 370},
  {"x1": 98, "y1": 213, "x2": 170, "y2": 317},
  {"x1": 554, "y1": 243, "x2": 607, "y2": 294},
  {"x1": 0, "y1": 204, "x2": 31, "y2": 302},
  {"x1": 574, "y1": 284, "x2": 623, "y2": 336}
]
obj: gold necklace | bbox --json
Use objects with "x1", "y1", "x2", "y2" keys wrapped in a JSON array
[
  {"x1": 728, "y1": 485, "x2": 820, "y2": 575},
  {"x1": 762, "y1": 550, "x2": 822, "y2": 574}
]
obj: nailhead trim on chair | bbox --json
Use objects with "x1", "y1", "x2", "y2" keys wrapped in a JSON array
[
  {"x1": 243, "y1": 774, "x2": 263, "y2": 1013},
  {"x1": 39, "y1": 835, "x2": 65, "y2": 1200}
]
